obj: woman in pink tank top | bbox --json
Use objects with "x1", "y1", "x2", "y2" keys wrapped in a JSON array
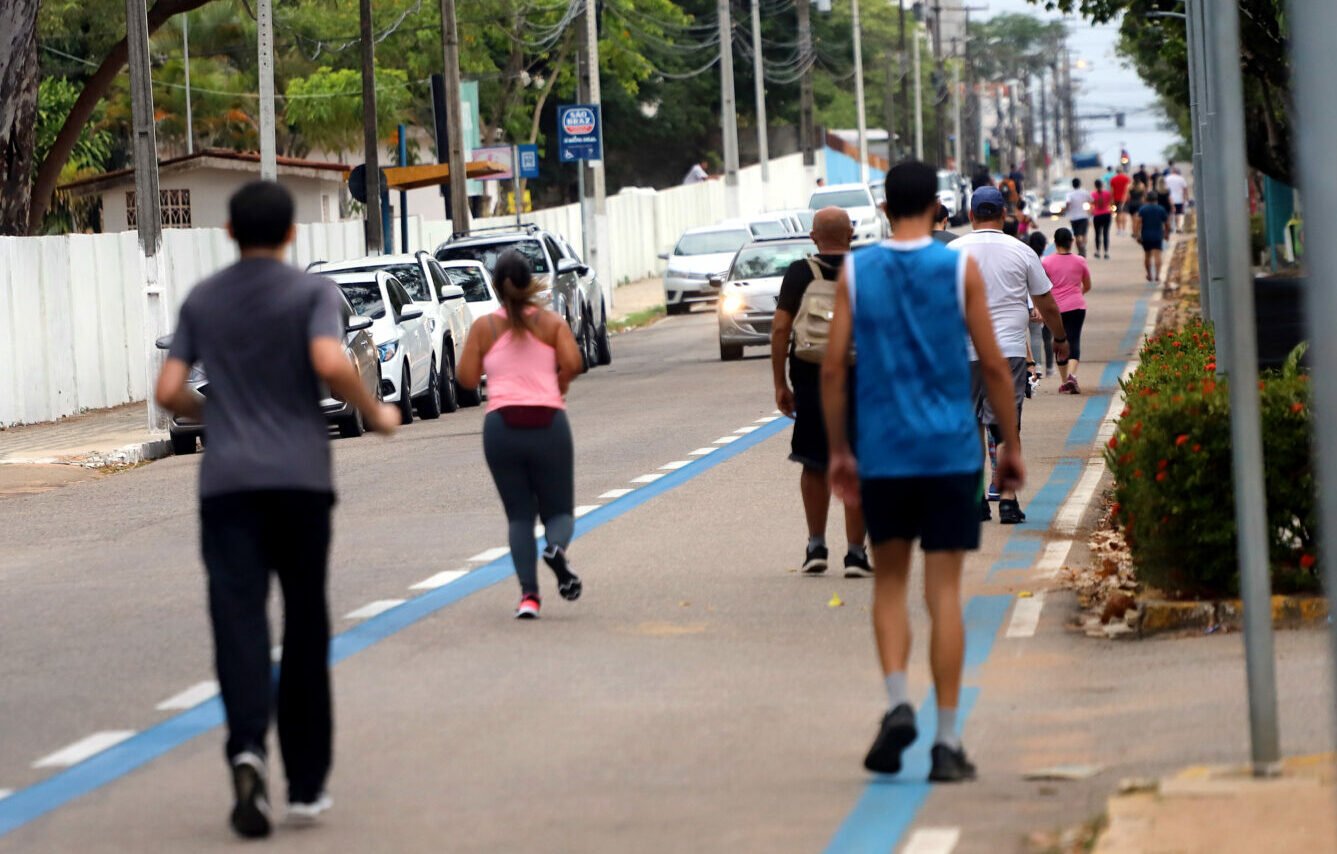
[{"x1": 458, "y1": 249, "x2": 585, "y2": 619}]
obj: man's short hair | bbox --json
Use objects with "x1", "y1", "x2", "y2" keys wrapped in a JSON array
[
  {"x1": 229, "y1": 181, "x2": 295, "y2": 249},
  {"x1": 1146, "y1": 190, "x2": 1159, "y2": 202},
  {"x1": 936, "y1": 203, "x2": 950, "y2": 224},
  {"x1": 1053, "y1": 227, "x2": 1074, "y2": 249},
  {"x1": 883, "y1": 161, "x2": 938, "y2": 220},
  {"x1": 1071, "y1": 177, "x2": 1081, "y2": 188}
]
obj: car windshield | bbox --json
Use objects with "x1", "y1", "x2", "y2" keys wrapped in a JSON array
[
  {"x1": 443, "y1": 267, "x2": 492, "y2": 302},
  {"x1": 438, "y1": 238, "x2": 550, "y2": 274},
  {"x1": 335, "y1": 263, "x2": 430, "y2": 302},
  {"x1": 338, "y1": 282, "x2": 386, "y2": 320},
  {"x1": 749, "y1": 220, "x2": 788, "y2": 238},
  {"x1": 810, "y1": 189, "x2": 872, "y2": 210},
  {"x1": 730, "y1": 243, "x2": 815, "y2": 279},
  {"x1": 674, "y1": 229, "x2": 751, "y2": 256}
]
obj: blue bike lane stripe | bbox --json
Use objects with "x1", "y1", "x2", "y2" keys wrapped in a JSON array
[
  {"x1": 0, "y1": 416, "x2": 791, "y2": 838},
  {"x1": 825, "y1": 294, "x2": 1150, "y2": 852}
]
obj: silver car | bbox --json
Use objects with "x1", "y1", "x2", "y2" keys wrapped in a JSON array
[
  {"x1": 716, "y1": 235, "x2": 816, "y2": 361},
  {"x1": 660, "y1": 224, "x2": 753, "y2": 315}
]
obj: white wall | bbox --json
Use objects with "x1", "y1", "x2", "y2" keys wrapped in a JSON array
[{"x1": 0, "y1": 152, "x2": 822, "y2": 427}]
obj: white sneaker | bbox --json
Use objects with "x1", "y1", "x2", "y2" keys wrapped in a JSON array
[{"x1": 287, "y1": 792, "x2": 333, "y2": 824}]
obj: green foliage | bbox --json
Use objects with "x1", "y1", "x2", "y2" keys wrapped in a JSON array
[
  {"x1": 284, "y1": 66, "x2": 411, "y2": 156},
  {"x1": 1106, "y1": 321, "x2": 1317, "y2": 598},
  {"x1": 35, "y1": 77, "x2": 113, "y2": 233}
]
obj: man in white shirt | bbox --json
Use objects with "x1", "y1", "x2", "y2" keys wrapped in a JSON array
[
  {"x1": 1065, "y1": 177, "x2": 1093, "y2": 257},
  {"x1": 950, "y1": 187, "x2": 1070, "y2": 524},
  {"x1": 682, "y1": 160, "x2": 710, "y2": 185},
  {"x1": 1164, "y1": 167, "x2": 1190, "y2": 229}
]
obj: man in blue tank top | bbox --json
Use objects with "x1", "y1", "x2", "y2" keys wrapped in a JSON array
[{"x1": 821, "y1": 161, "x2": 1026, "y2": 783}]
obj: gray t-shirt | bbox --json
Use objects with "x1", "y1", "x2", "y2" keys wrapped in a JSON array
[{"x1": 167, "y1": 258, "x2": 345, "y2": 498}]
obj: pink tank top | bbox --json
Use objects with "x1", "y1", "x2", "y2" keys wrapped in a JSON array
[{"x1": 483, "y1": 310, "x2": 565, "y2": 412}]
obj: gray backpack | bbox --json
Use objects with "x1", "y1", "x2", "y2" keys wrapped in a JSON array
[{"x1": 792, "y1": 256, "x2": 851, "y2": 364}]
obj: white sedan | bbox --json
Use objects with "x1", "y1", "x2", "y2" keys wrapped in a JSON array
[{"x1": 438, "y1": 259, "x2": 500, "y2": 324}]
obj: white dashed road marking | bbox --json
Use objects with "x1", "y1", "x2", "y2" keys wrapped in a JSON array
[
  {"x1": 468, "y1": 547, "x2": 510, "y2": 563},
  {"x1": 598, "y1": 488, "x2": 634, "y2": 499},
  {"x1": 1006, "y1": 594, "x2": 1047, "y2": 639},
  {"x1": 903, "y1": 827, "x2": 961, "y2": 854},
  {"x1": 0, "y1": 789, "x2": 11, "y2": 800},
  {"x1": 631, "y1": 473, "x2": 665, "y2": 484},
  {"x1": 659, "y1": 460, "x2": 691, "y2": 471},
  {"x1": 755, "y1": 415, "x2": 780, "y2": 423},
  {"x1": 33, "y1": 731, "x2": 136, "y2": 769},
  {"x1": 155, "y1": 681, "x2": 219, "y2": 711},
  {"x1": 688, "y1": 447, "x2": 717, "y2": 456},
  {"x1": 1036, "y1": 540, "x2": 1073, "y2": 578},
  {"x1": 734, "y1": 425, "x2": 759, "y2": 434},
  {"x1": 409, "y1": 569, "x2": 468, "y2": 590},
  {"x1": 713, "y1": 435, "x2": 740, "y2": 445},
  {"x1": 343, "y1": 600, "x2": 405, "y2": 620},
  {"x1": 574, "y1": 505, "x2": 601, "y2": 517}
]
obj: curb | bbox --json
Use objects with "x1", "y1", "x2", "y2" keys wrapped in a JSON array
[
  {"x1": 1138, "y1": 594, "x2": 1328, "y2": 637},
  {"x1": 0, "y1": 438, "x2": 173, "y2": 469}
]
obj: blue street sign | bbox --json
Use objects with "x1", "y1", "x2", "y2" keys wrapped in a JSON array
[
  {"x1": 557, "y1": 104, "x2": 602, "y2": 163},
  {"x1": 517, "y1": 144, "x2": 541, "y2": 179}
]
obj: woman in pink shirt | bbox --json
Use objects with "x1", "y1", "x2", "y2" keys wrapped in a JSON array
[
  {"x1": 458, "y1": 249, "x2": 585, "y2": 619},
  {"x1": 1040, "y1": 228, "x2": 1093, "y2": 394},
  {"x1": 1091, "y1": 179, "x2": 1114, "y2": 260}
]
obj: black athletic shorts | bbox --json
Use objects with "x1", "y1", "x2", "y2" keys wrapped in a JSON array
[
  {"x1": 861, "y1": 472, "x2": 984, "y2": 551},
  {"x1": 1070, "y1": 218, "x2": 1090, "y2": 237},
  {"x1": 789, "y1": 365, "x2": 856, "y2": 472}
]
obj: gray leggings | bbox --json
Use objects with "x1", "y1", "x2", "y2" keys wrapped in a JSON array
[{"x1": 482, "y1": 410, "x2": 575, "y2": 596}]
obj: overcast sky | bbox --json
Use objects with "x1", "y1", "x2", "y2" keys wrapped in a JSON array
[{"x1": 987, "y1": 0, "x2": 1180, "y2": 167}]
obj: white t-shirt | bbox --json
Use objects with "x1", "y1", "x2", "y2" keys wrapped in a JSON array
[
  {"x1": 1066, "y1": 189, "x2": 1093, "y2": 221},
  {"x1": 949, "y1": 229, "x2": 1054, "y2": 359},
  {"x1": 682, "y1": 163, "x2": 708, "y2": 185},
  {"x1": 1165, "y1": 173, "x2": 1188, "y2": 204}
]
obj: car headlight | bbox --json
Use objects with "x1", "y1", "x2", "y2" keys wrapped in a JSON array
[
  {"x1": 377, "y1": 341, "x2": 399, "y2": 363},
  {"x1": 721, "y1": 293, "x2": 745, "y2": 314}
]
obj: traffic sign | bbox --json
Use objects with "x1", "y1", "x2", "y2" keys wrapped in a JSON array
[
  {"x1": 517, "y1": 144, "x2": 540, "y2": 179},
  {"x1": 347, "y1": 164, "x2": 387, "y2": 204},
  {"x1": 558, "y1": 104, "x2": 602, "y2": 163}
]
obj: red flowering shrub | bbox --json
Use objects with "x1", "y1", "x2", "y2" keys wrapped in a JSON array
[{"x1": 1106, "y1": 321, "x2": 1317, "y2": 597}]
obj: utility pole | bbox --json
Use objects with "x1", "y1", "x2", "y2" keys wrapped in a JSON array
[
  {"x1": 182, "y1": 12, "x2": 193, "y2": 155},
  {"x1": 583, "y1": 0, "x2": 607, "y2": 285},
  {"x1": 798, "y1": 0, "x2": 816, "y2": 183},
  {"x1": 750, "y1": 0, "x2": 770, "y2": 185},
  {"x1": 718, "y1": 0, "x2": 741, "y2": 217},
  {"x1": 931, "y1": 0, "x2": 944, "y2": 166},
  {"x1": 440, "y1": 0, "x2": 470, "y2": 234},
  {"x1": 952, "y1": 55, "x2": 962, "y2": 174},
  {"x1": 912, "y1": 8, "x2": 923, "y2": 160},
  {"x1": 126, "y1": 0, "x2": 166, "y2": 431},
  {"x1": 851, "y1": 0, "x2": 869, "y2": 183},
  {"x1": 1039, "y1": 65, "x2": 1049, "y2": 189},
  {"x1": 1180, "y1": 0, "x2": 1212, "y2": 322},
  {"x1": 1051, "y1": 59, "x2": 1063, "y2": 171},
  {"x1": 1290, "y1": 0, "x2": 1337, "y2": 780},
  {"x1": 257, "y1": 0, "x2": 276, "y2": 179},
  {"x1": 1204, "y1": 0, "x2": 1280, "y2": 777},
  {"x1": 883, "y1": 59, "x2": 897, "y2": 163},
  {"x1": 359, "y1": 0, "x2": 382, "y2": 253},
  {"x1": 963, "y1": 7, "x2": 974, "y2": 172}
]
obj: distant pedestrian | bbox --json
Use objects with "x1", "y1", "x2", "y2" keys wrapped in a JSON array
[
  {"x1": 1134, "y1": 190, "x2": 1172, "y2": 282},
  {"x1": 1164, "y1": 167, "x2": 1190, "y2": 230},
  {"x1": 1065, "y1": 177, "x2": 1093, "y2": 257},
  {"x1": 457, "y1": 249, "x2": 586, "y2": 619},
  {"x1": 820, "y1": 161, "x2": 1027, "y2": 783},
  {"x1": 950, "y1": 187, "x2": 1069, "y2": 525},
  {"x1": 932, "y1": 203, "x2": 957, "y2": 244},
  {"x1": 1133, "y1": 164, "x2": 1149, "y2": 188},
  {"x1": 1110, "y1": 167, "x2": 1132, "y2": 235},
  {"x1": 1041, "y1": 228, "x2": 1093, "y2": 394},
  {"x1": 154, "y1": 181, "x2": 400, "y2": 838},
  {"x1": 1126, "y1": 178, "x2": 1147, "y2": 233},
  {"x1": 770, "y1": 207, "x2": 870, "y2": 577},
  {"x1": 970, "y1": 164, "x2": 993, "y2": 192},
  {"x1": 1025, "y1": 231, "x2": 1054, "y2": 385},
  {"x1": 682, "y1": 160, "x2": 710, "y2": 185},
  {"x1": 1007, "y1": 163, "x2": 1025, "y2": 193},
  {"x1": 1090, "y1": 179, "x2": 1113, "y2": 259}
]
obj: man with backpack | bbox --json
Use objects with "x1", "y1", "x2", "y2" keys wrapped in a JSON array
[{"x1": 771, "y1": 206, "x2": 870, "y2": 577}]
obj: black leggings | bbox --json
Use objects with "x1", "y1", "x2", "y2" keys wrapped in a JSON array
[
  {"x1": 1093, "y1": 214, "x2": 1112, "y2": 253},
  {"x1": 483, "y1": 409, "x2": 575, "y2": 596},
  {"x1": 1056, "y1": 309, "x2": 1086, "y2": 365}
]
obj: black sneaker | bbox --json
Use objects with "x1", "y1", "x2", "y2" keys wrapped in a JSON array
[
  {"x1": 843, "y1": 550, "x2": 873, "y2": 578},
  {"x1": 229, "y1": 751, "x2": 273, "y2": 838},
  {"x1": 928, "y1": 743, "x2": 977, "y2": 782},
  {"x1": 543, "y1": 545, "x2": 582, "y2": 601},
  {"x1": 802, "y1": 543, "x2": 829, "y2": 574},
  {"x1": 980, "y1": 498, "x2": 992, "y2": 522},
  {"x1": 998, "y1": 499, "x2": 1026, "y2": 525},
  {"x1": 864, "y1": 703, "x2": 918, "y2": 774}
]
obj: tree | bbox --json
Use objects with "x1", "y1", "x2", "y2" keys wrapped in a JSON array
[
  {"x1": 1, "y1": 0, "x2": 40, "y2": 235},
  {"x1": 283, "y1": 66, "x2": 412, "y2": 158},
  {"x1": 35, "y1": 78, "x2": 115, "y2": 233}
]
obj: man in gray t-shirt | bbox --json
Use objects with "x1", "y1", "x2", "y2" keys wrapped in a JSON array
[{"x1": 155, "y1": 181, "x2": 396, "y2": 838}]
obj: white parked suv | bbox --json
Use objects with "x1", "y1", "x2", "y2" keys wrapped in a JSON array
[
  {"x1": 314, "y1": 252, "x2": 478, "y2": 407},
  {"x1": 330, "y1": 271, "x2": 443, "y2": 424},
  {"x1": 659, "y1": 223, "x2": 753, "y2": 315},
  {"x1": 808, "y1": 182, "x2": 887, "y2": 245}
]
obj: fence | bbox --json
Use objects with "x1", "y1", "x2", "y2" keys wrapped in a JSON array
[{"x1": 0, "y1": 151, "x2": 822, "y2": 427}]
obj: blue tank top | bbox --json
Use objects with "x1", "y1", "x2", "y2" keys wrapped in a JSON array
[{"x1": 850, "y1": 238, "x2": 979, "y2": 479}]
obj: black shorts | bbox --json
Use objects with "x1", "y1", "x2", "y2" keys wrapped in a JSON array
[
  {"x1": 789, "y1": 366, "x2": 856, "y2": 472},
  {"x1": 1141, "y1": 236, "x2": 1164, "y2": 252},
  {"x1": 1174, "y1": 203, "x2": 1185, "y2": 215},
  {"x1": 1070, "y1": 219, "x2": 1090, "y2": 237},
  {"x1": 861, "y1": 472, "x2": 983, "y2": 551}
]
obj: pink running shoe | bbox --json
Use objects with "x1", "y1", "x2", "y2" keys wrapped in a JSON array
[{"x1": 515, "y1": 594, "x2": 541, "y2": 619}]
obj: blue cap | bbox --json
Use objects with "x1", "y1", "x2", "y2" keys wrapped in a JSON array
[{"x1": 971, "y1": 186, "x2": 1005, "y2": 216}]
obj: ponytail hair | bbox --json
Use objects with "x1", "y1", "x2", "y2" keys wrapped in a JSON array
[{"x1": 493, "y1": 248, "x2": 541, "y2": 333}]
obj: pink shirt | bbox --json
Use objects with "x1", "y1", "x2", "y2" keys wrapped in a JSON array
[
  {"x1": 1091, "y1": 189, "x2": 1114, "y2": 216},
  {"x1": 482, "y1": 310, "x2": 565, "y2": 411},
  {"x1": 1041, "y1": 252, "x2": 1090, "y2": 312}
]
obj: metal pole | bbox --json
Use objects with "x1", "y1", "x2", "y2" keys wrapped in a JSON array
[
  {"x1": 912, "y1": 16, "x2": 923, "y2": 160},
  {"x1": 257, "y1": 0, "x2": 276, "y2": 180},
  {"x1": 1206, "y1": 0, "x2": 1280, "y2": 776},
  {"x1": 359, "y1": 0, "x2": 382, "y2": 253},
  {"x1": 718, "y1": 0, "x2": 740, "y2": 217},
  {"x1": 931, "y1": 0, "x2": 944, "y2": 166},
  {"x1": 750, "y1": 0, "x2": 770, "y2": 185},
  {"x1": 898, "y1": 0, "x2": 909, "y2": 158},
  {"x1": 440, "y1": 0, "x2": 470, "y2": 234},
  {"x1": 577, "y1": 159, "x2": 587, "y2": 261},
  {"x1": 398, "y1": 124, "x2": 409, "y2": 252},
  {"x1": 1198, "y1": 3, "x2": 1228, "y2": 357},
  {"x1": 182, "y1": 13, "x2": 193, "y2": 155},
  {"x1": 1183, "y1": 0, "x2": 1211, "y2": 321},
  {"x1": 1039, "y1": 66, "x2": 1049, "y2": 191},
  {"x1": 126, "y1": 0, "x2": 166, "y2": 432},
  {"x1": 852, "y1": 0, "x2": 869, "y2": 184},
  {"x1": 1289, "y1": 0, "x2": 1337, "y2": 788},
  {"x1": 513, "y1": 143, "x2": 522, "y2": 229},
  {"x1": 884, "y1": 60, "x2": 897, "y2": 164},
  {"x1": 584, "y1": 0, "x2": 608, "y2": 291},
  {"x1": 952, "y1": 60, "x2": 962, "y2": 175},
  {"x1": 798, "y1": 0, "x2": 816, "y2": 178}
]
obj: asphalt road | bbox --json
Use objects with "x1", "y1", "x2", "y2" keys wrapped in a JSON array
[{"x1": 1, "y1": 231, "x2": 1331, "y2": 853}]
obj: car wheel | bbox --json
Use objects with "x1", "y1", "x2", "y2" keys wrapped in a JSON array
[
  {"x1": 720, "y1": 340, "x2": 744, "y2": 361},
  {"x1": 595, "y1": 312, "x2": 613, "y2": 366},
  {"x1": 456, "y1": 358, "x2": 483, "y2": 407},
  {"x1": 416, "y1": 357, "x2": 444, "y2": 420},
  {"x1": 170, "y1": 430, "x2": 197, "y2": 455},
  {"x1": 438, "y1": 353, "x2": 460, "y2": 413},
  {"x1": 583, "y1": 313, "x2": 600, "y2": 370},
  {"x1": 337, "y1": 405, "x2": 365, "y2": 439},
  {"x1": 398, "y1": 364, "x2": 414, "y2": 425}
]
